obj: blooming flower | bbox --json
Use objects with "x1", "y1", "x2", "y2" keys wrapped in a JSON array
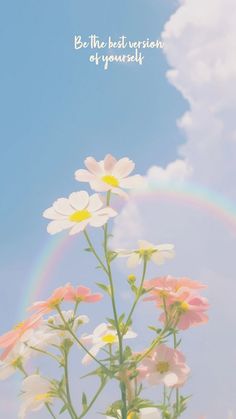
[
  {"x1": 138, "y1": 344, "x2": 190, "y2": 387},
  {"x1": 0, "y1": 315, "x2": 41, "y2": 361},
  {"x1": 27, "y1": 285, "x2": 70, "y2": 318},
  {"x1": 43, "y1": 191, "x2": 117, "y2": 235},
  {"x1": 81, "y1": 323, "x2": 137, "y2": 364},
  {"x1": 159, "y1": 290, "x2": 209, "y2": 330},
  {"x1": 0, "y1": 342, "x2": 32, "y2": 380},
  {"x1": 75, "y1": 154, "x2": 143, "y2": 197},
  {"x1": 106, "y1": 407, "x2": 161, "y2": 418},
  {"x1": 116, "y1": 240, "x2": 175, "y2": 268},
  {"x1": 64, "y1": 284, "x2": 102, "y2": 304},
  {"x1": 144, "y1": 275, "x2": 207, "y2": 307},
  {"x1": 19, "y1": 374, "x2": 54, "y2": 418}
]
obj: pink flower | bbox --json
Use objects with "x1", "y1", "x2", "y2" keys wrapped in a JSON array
[
  {"x1": 75, "y1": 154, "x2": 143, "y2": 198},
  {"x1": 28, "y1": 285, "x2": 70, "y2": 317},
  {"x1": 0, "y1": 315, "x2": 41, "y2": 361},
  {"x1": 144, "y1": 275, "x2": 206, "y2": 307},
  {"x1": 138, "y1": 344, "x2": 190, "y2": 387},
  {"x1": 64, "y1": 284, "x2": 102, "y2": 303},
  {"x1": 160, "y1": 290, "x2": 209, "y2": 330}
]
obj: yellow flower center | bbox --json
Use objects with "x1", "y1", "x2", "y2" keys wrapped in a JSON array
[
  {"x1": 34, "y1": 393, "x2": 51, "y2": 402},
  {"x1": 49, "y1": 298, "x2": 63, "y2": 309},
  {"x1": 101, "y1": 334, "x2": 116, "y2": 344},
  {"x1": 11, "y1": 357, "x2": 21, "y2": 368},
  {"x1": 69, "y1": 209, "x2": 91, "y2": 223},
  {"x1": 102, "y1": 175, "x2": 119, "y2": 187},
  {"x1": 14, "y1": 321, "x2": 24, "y2": 330},
  {"x1": 128, "y1": 413, "x2": 139, "y2": 419},
  {"x1": 156, "y1": 361, "x2": 169, "y2": 374},
  {"x1": 180, "y1": 301, "x2": 189, "y2": 312}
]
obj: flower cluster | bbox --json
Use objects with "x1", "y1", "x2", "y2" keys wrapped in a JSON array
[{"x1": 0, "y1": 155, "x2": 209, "y2": 419}]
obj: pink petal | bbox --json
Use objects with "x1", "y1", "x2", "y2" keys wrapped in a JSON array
[
  {"x1": 103, "y1": 154, "x2": 117, "y2": 172},
  {"x1": 87, "y1": 194, "x2": 103, "y2": 212},
  {"x1": 75, "y1": 169, "x2": 95, "y2": 182},
  {"x1": 53, "y1": 198, "x2": 74, "y2": 215},
  {"x1": 69, "y1": 191, "x2": 89, "y2": 210},
  {"x1": 85, "y1": 157, "x2": 103, "y2": 175},
  {"x1": 120, "y1": 175, "x2": 144, "y2": 189}
]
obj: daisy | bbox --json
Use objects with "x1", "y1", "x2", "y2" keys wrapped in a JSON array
[
  {"x1": 43, "y1": 191, "x2": 117, "y2": 235},
  {"x1": 80, "y1": 323, "x2": 137, "y2": 364},
  {"x1": 138, "y1": 344, "x2": 190, "y2": 388},
  {"x1": 75, "y1": 154, "x2": 143, "y2": 198},
  {"x1": 19, "y1": 375, "x2": 55, "y2": 418},
  {"x1": 0, "y1": 342, "x2": 32, "y2": 380},
  {"x1": 116, "y1": 240, "x2": 175, "y2": 268}
]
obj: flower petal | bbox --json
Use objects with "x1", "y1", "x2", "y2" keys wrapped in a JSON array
[
  {"x1": 103, "y1": 154, "x2": 117, "y2": 172},
  {"x1": 112, "y1": 158, "x2": 135, "y2": 178},
  {"x1": 47, "y1": 220, "x2": 74, "y2": 234},
  {"x1": 69, "y1": 191, "x2": 89, "y2": 210},
  {"x1": 85, "y1": 157, "x2": 103, "y2": 175},
  {"x1": 53, "y1": 198, "x2": 74, "y2": 215},
  {"x1": 75, "y1": 169, "x2": 95, "y2": 182},
  {"x1": 87, "y1": 194, "x2": 103, "y2": 212}
]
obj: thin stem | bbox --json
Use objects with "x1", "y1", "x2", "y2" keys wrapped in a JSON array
[
  {"x1": 29, "y1": 345, "x2": 61, "y2": 363},
  {"x1": 173, "y1": 330, "x2": 180, "y2": 417},
  {"x1": 63, "y1": 348, "x2": 78, "y2": 419},
  {"x1": 56, "y1": 306, "x2": 110, "y2": 374},
  {"x1": 124, "y1": 258, "x2": 148, "y2": 332},
  {"x1": 83, "y1": 230, "x2": 108, "y2": 274},
  {"x1": 78, "y1": 379, "x2": 107, "y2": 419},
  {"x1": 103, "y1": 192, "x2": 127, "y2": 419},
  {"x1": 45, "y1": 403, "x2": 57, "y2": 419}
]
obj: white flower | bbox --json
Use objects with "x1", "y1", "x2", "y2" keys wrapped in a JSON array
[
  {"x1": 19, "y1": 374, "x2": 54, "y2": 418},
  {"x1": 116, "y1": 240, "x2": 175, "y2": 268},
  {"x1": 26, "y1": 311, "x2": 89, "y2": 350},
  {"x1": 0, "y1": 342, "x2": 32, "y2": 380},
  {"x1": 75, "y1": 154, "x2": 143, "y2": 198},
  {"x1": 81, "y1": 323, "x2": 137, "y2": 365},
  {"x1": 106, "y1": 407, "x2": 161, "y2": 418},
  {"x1": 43, "y1": 191, "x2": 117, "y2": 235}
]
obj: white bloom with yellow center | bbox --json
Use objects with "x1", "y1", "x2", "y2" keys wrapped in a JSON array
[
  {"x1": 19, "y1": 374, "x2": 53, "y2": 418},
  {"x1": 116, "y1": 240, "x2": 175, "y2": 268},
  {"x1": 80, "y1": 323, "x2": 137, "y2": 365},
  {"x1": 0, "y1": 342, "x2": 32, "y2": 380},
  {"x1": 106, "y1": 407, "x2": 161, "y2": 418},
  {"x1": 43, "y1": 191, "x2": 117, "y2": 235},
  {"x1": 75, "y1": 154, "x2": 143, "y2": 198}
]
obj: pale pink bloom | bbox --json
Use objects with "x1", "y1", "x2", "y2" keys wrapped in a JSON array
[
  {"x1": 0, "y1": 342, "x2": 32, "y2": 380},
  {"x1": 28, "y1": 284, "x2": 70, "y2": 318},
  {"x1": 159, "y1": 290, "x2": 209, "y2": 330},
  {"x1": 0, "y1": 315, "x2": 41, "y2": 361},
  {"x1": 19, "y1": 374, "x2": 54, "y2": 418},
  {"x1": 75, "y1": 154, "x2": 143, "y2": 198},
  {"x1": 43, "y1": 191, "x2": 117, "y2": 235},
  {"x1": 144, "y1": 275, "x2": 207, "y2": 306},
  {"x1": 138, "y1": 344, "x2": 190, "y2": 387},
  {"x1": 64, "y1": 284, "x2": 102, "y2": 303}
]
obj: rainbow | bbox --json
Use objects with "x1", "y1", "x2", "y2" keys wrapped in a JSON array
[{"x1": 19, "y1": 181, "x2": 236, "y2": 317}]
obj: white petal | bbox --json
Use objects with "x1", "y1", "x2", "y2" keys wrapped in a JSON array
[
  {"x1": 81, "y1": 343, "x2": 103, "y2": 365},
  {"x1": 151, "y1": 252, "x2": 165, "y2": 265},
  {"x1": 69, "y1": 191, "x2": 89, "y2": 210},
  {"x1": 96, "y1": 207, "x2": 117, "y2": 218},
  {"x1": 90, "y1": 179, "x2": 110, "y2": 192},
  {"x1": 140, "y1": 407, "x2": 161, "y2": 419},
  {"x1": 103, "y1": 154, "x2": 117, "y2": 172},
  {"x1": 75, "y1": 169, "x2": 95, "y2": 182},
  {"x1": 87, "y1": 194, "x2": 103, "y2": 212},
  {"x1": 85, "y1": 156, "x2": 104, "y2": 175},
  {"x1": 43, "y1": 207, "x2": 66, "y2": 220},
  {"x1": 69, "y1": 220, "x2": 89, "y2": 235},
  {"x1": 120, "y1": 175, "x2": 144, "y2": 188},
  {"x1": 127, "y1": 253, "x2": 140, "y2": 268},
  {"x1": 163, "y1": 372, "x2": 178, "y2": 387},
  {"x1": 47, "y1": 220, "x2": 74, "y2": 234},
  {"x1": 0, "y1": 363, "x2": 15, "y2": 380},
  {"x1": 93, "y1": 323, "x2": 109, "y2": 337},
  {"x1": 112, "y1": 158, "x2": 135, "y2": 178},
  {"x1": 124, "y1": 330, "x2": 137, "y2": 339},
  {"x1": 53, "y1": 198, "x2": 74, "y2": 215},
  {"x1": 138, "y1": 240, "x2": 153, "y2": 249}
]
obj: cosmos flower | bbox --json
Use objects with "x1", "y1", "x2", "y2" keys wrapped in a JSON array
[
  {"x1": 0, "y1": 315, "x2": 41, "y2": 361},
  {"x1": 19, "y1": 375, "x2": 55, "y2": 418},
  {"x1": 75, "y1": 154, "x2": 143, "y2": 198},
  {"x1": 27, "y1": 285, "x2": 70, "y2": 318},
  {"x1": 80, "y1": 322, "x2": 137, "y2": 364},
  {"x1": 43, "y1": 191, "x2": 117, "y2": 235},
  {"x1": 138, "y1": 344, "x2": 190, "y2": 387},
  {"x1": 64, "y1": 284, "x2": 102, "y2": 304},
  {"x1": 116, "y1": 240, "x2": 175, "y2": 268}
]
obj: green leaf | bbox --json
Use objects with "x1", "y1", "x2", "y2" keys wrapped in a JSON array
[
  {"x1": 59, "y1": 404, "x2": 68, "y2": 414},
  {"x1": 84, "y1": 247, "x2": 92, "y2": 252},
  {"x1": 96, "y1": 282, "x2": 111, "y2": 295},
  {"x1": 82, "y1": 392, "x2": 88, "y2": 410}
]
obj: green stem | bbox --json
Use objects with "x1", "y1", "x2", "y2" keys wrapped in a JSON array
[
  {"x1": 103, "y1": 191, "x2": 127, "y2": 419},
  {"x1": 56, "y1": 306, "x2": 110, "y2": 374},
  {"x1": 78, "y1": 379, "x2": 107, "y2": 419},
  {"x1": 124, "y1": 258, "x2": 148, "y2": 332},
  {"x1": 173, "y1": 330, "x2": 180, "y2": 417},
  {"x1": 29, "y1": 345, "x2": 61, "y2": 363},
  {"x1": 83, "y1": 230, "x2": 108, "y2": 274},
  {"x1": 45, "y1": 403, "x2": 57, "y2": 419},
  {"x1": 63, "y1": 348, "x2": 78, "y2": 419}
]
